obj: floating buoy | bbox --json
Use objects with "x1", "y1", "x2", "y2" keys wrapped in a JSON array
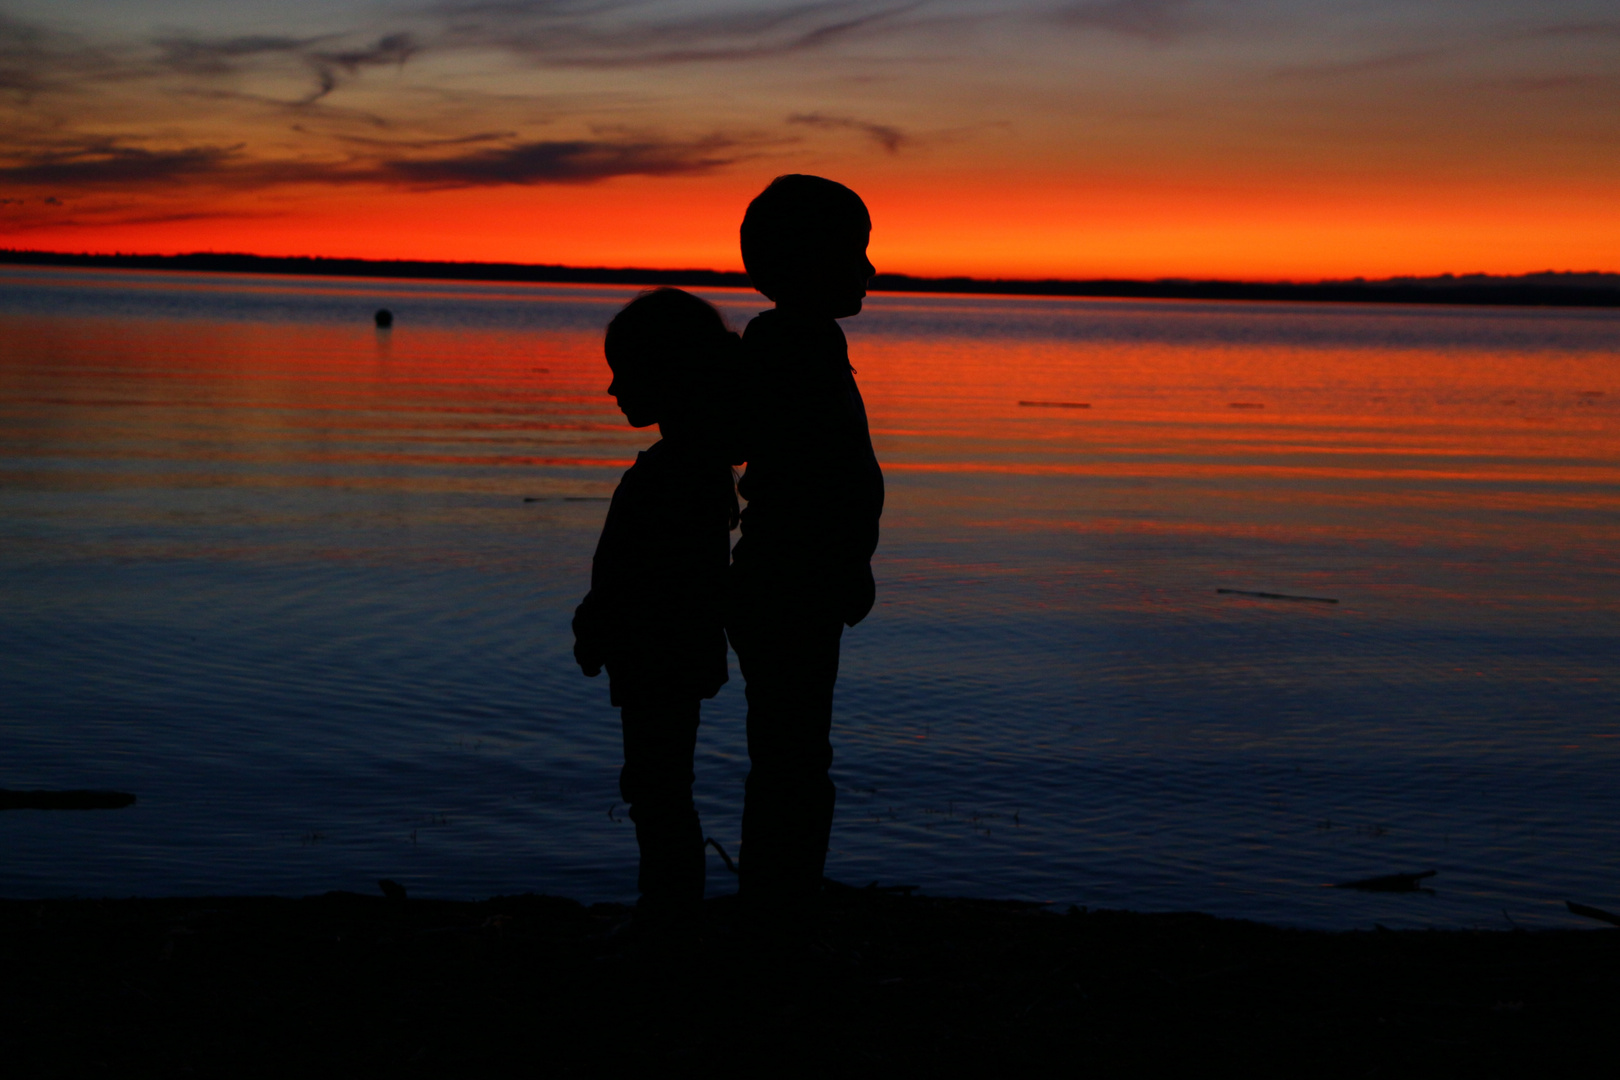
[{"x1": 375, "y1": 308, "x2": 394, "y2": 328}]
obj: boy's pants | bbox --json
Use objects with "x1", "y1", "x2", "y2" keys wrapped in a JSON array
[
  {"x1": 729, "y1": 605, "x2": 845, "y2": 906},
  {"x1": 618, "y1": 698, "x2": 705, "y2": 916}
]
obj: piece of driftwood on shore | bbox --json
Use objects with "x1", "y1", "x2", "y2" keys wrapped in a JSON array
[
  {"x1": 0, "y1": 789, "x2": 136, "y2": 810},
  {"x1": 1331, "y1": 870, "x2": 1437, "y2": 893}
]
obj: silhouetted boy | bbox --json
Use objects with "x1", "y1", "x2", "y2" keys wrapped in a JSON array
[
  {"x1": 573, "y1": 288, "x2": 741, "y2": 931},
  {"x1": 731, "y1": 175, "x2": 885, "y2": 910}
]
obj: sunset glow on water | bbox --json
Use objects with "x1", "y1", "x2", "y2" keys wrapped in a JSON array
[{"x1": 2, "y1": 266, "x2": 1617, "y2": 928}]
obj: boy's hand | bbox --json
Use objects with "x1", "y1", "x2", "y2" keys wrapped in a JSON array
[
  {"x1": 573, "y1": 631, "x2": 605, "y2": 677},
  {"x1": 841, "y1": 561, "x2": 876, "y2": 627}
]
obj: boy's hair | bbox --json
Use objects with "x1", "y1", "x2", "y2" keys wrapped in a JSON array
[
  {"x1": 740, "y1": 174, "x2": 871, "y2": 301},
  {"x1": 604, "y1": 288, "x2": 734, "y2": 376}
]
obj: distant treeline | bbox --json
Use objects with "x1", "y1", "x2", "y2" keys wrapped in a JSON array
[{"x1": 3, "y1": 249, "x2": 1617, "y2": 308}]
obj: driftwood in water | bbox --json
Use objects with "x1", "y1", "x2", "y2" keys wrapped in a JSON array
[
  {"x1": 1218, "y1": 588, "x2": 1339, "y2": 604},
  {"x1": 0, "y1": 790, "x2": 136, "y2": 810},
  {"x1": 1566, "y1": 901, "x2": 1620, "y2": 927},
  {"x1": 1332, "y1": 870, "x2": 1436, "y2": 893}
]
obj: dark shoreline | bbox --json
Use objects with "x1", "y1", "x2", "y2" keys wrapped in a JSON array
[
  {"x1": 4, "y1": 248, "x2": 1618, "y2": 308},
  {"x1": 6, "y1": 889, "x2": 1615, "y2": 1076}
]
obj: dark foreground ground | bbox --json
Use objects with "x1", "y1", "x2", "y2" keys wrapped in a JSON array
[{"x1": 4, "y1": 888, "x2": 1615, "y2": 1078}]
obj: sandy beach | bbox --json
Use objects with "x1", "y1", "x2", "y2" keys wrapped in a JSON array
[{"x1": 6, "y1": 887, "x2": 1615, "y2": 1077}]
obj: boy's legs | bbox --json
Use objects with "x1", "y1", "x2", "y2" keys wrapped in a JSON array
[
  {"x1": 618, "y1": 697, "x2": 705, "y2": 921},
  {"x1": 732, "y1": 604, "x2": 844, "y2": 907}
]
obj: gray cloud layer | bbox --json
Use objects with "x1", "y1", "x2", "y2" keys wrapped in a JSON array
[{"x1": 2, "y1": 1, "x2": 1613, "y2": 213}]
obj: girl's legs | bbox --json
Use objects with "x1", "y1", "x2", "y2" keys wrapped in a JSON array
[{"x1": 618, "y1": 697, "x2": 705, "y2": 922}]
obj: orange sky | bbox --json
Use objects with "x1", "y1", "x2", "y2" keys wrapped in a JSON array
[{"x1": 2, "y1": 2, "x2": 1617, "y2": 279}]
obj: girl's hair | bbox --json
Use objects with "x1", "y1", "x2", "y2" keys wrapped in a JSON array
[{"x1": 604, "y1": 287, "x2": 735, "y2": 374}]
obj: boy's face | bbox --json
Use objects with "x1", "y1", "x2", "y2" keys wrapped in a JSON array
[
  {"x1": 778, "y1": 225, "x2": 876, "y2": 318},
  {"x1": 606, "y1": 361, "x2": 659, "y2": 428}
]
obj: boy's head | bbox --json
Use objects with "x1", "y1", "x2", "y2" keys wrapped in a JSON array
[
  {"x1": 740, "y1": 174, "x2": 875, "y2": 318},
  {"x1": 604, "y1": 287, "x2": 736, "y2": 430}
]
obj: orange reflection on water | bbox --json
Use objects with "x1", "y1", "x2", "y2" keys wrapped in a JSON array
[
  {"x1": 847, "y1": 299, "x2": 1619, "y2": 538},
  {"x1": 2, "y1": 280, "x2": 1616, "y2": 584}
]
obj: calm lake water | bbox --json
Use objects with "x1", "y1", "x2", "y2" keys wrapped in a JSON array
[{"x1": 2, "y1": 265, "x2": 1617, "y2": 929}]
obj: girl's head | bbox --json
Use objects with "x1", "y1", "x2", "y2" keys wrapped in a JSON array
[{"x1": 604, "y1": 288, "x2": 739, "y2": 437}]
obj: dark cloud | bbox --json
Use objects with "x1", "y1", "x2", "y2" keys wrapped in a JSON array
[
  {"x1": 788, "y1": 112, "x2": 904, "y2": 152},
  {"x1": 380, "y1": 136, "x2": 741, "y2": 185},
  {"x1": 0, "y1": 132, "x2": 744, "y2": 193},
  {"x1": 0, "y1": 142, "x2": 238, "y2": 186},
  {"x1": 319, "y1": 33, "x2": 421, "y2": 72},
  {"x1": 1053, "y1": 0, "x2": 1200, "y2": 43},
  {"x1": 307, "y1": 33, "x2": 422, "y2": 100}
]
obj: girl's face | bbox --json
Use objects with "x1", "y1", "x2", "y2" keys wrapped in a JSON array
[{"x1": 606, "y1": 361, "x2": 660, "y2": 428}]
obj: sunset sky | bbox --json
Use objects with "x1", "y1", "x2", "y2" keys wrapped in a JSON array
[{"x1": 1, "y1": 1, "x2": 1616, "y2": 279}]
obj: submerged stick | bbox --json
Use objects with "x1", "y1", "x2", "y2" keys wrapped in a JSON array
[
  {"x1": 1331, "y1": 870, "x2": 1436, "y2": 893},
  {"x1": 0, "y1": 790, "x2": 136, "y2": 810},
  {"x1": 704, "y1": 836, "x2": 739, "y2": 875},
  {"x1": 1566, "y1": 901, "x2": 1620, "y2": 927},
  {"x1": 1218, "y1": 588, "x2": 1339, "y2": 604}
]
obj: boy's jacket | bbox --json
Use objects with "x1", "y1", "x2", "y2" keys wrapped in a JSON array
[{"x1": 731, "y1": 309, "x2": 885, "y2": 626}]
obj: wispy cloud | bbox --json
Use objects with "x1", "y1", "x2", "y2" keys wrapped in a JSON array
[
  {"x1": 153, "y1": 34, "x2": 333, "y2": 76},
  {"x1": 1486, "y1": 73, "x2": 1607, "y2": 93},
  {"x1": 1270, "y1": 48, "x2": 1448, "y2": 81},
  {"x1": 1518, "y1": 21, "x2": 1620, "y2": 40},
  {"x1": 154, "y1": 31, "x2": 422, "y2": 103},
  {"x1": 436, "y1": 0, "x2": 926, "y2": 67},
  {"x1": 328, "y1": 130, "x2": 518, "y2": 150},
  {"x1": 1053, "y1": 0, "x2": 1202, "y2": 43},
  {"x1": 788, "y1": 112, "x2": 905, "y2": 152}
]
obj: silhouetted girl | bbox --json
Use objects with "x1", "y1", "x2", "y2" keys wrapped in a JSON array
[{"x1": 572, "y1": 288, "x2": 741, "y2": 934}]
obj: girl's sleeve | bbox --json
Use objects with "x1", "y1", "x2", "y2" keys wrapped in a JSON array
[{"x1": 571, "y1": 478, "x2": 633, "y2": 677}]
